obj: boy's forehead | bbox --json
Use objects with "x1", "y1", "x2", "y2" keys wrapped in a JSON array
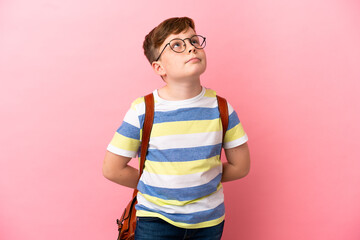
[{"x1": 163, "y1": 28, "x2": 196, "y2": 43}]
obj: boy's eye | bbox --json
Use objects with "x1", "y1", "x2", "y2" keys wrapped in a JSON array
[
  {"x1": 192, "y1": 39, "x2": 199, "y2": 44},
  {"x1": 170, "y1": 40, "x2": 184, "y2": 49}
]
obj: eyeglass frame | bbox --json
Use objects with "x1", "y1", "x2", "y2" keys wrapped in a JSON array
[{"x1": 154, "y1": 35, "x2": 206, "y2": 62}]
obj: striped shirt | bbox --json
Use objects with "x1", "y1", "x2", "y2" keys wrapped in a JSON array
[{"x1": 107, "y1": 86, "x2": 248, "y2": 229}]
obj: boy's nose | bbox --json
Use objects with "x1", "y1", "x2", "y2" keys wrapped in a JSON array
[
  {"x1": 185, "y1": 39, "x2": 196, "y2": 53},
  {"x1": 188, "y1": 44, "x2": 196, "y2": 53}
]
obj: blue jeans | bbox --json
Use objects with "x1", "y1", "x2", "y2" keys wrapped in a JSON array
[{"x1": 134, "y1": 217, "x2": 225, "y2": 240}]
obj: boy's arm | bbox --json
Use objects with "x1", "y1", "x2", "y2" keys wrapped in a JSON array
[
  {"x1": 102, "y1": 151, "x2": 139, "y2": 189},
  {"x1": 221, "y1": 143, "x2": 250, "y2": 182}
]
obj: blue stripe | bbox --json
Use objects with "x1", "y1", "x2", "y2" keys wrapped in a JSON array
[
  {"x1": 137, "y1": 174, "x2": 222, "y2": 201},
  {"x1": 116, "y1": 121, "x2": 140, "y2": 140},
  {"x1": 138, "y1": 107, "x2": 220, "y2": 125},
  {"x1": 138, "y1": 115, "x2": 145, "y2": 130},
  {"x1": 228, "y1": 111, "x2": 240, "y2": 130},
  {"x1": 142, "y1": 143, "x2": 222, "y2": 162},
  {"x1": 135, "y1": 202, "x2": 225, "y2": 224},
  {"x1": 138, "y1": 107, "x2": 239, "y2": 132}
]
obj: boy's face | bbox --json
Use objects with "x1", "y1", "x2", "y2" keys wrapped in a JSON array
[{"x1": 152, "y1": 28, "x2": 207, "y2": 81}]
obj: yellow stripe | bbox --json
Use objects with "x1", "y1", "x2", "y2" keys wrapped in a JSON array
[
  {"x1": 204, "y1": 89, "x2": 217, "y2": 98},
  {"x1": 139, "y1": 129, "x2": 143, "y2": 141},
  {"x1": 136, "y1": 210, "x2": 225, "y2": 229},
  {"x1": 224, "y1": 122, "x2": 246, "y2": 143},
  {"x1": 110, "y1": 132, "x2": 140, "y2": 152},
  {"x1": 144, "y1": 156, "x2": 221, "y2": 175},
  {"x1": 138, "y1": 184, "x2": 223, "y2": 206},
  {"x1": 150, "y1": 119, "x2": 222, "y2": 137}
]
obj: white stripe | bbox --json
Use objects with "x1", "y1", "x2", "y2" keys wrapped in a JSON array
[
  {"x1": 133, "y1": 92, "x2": 235, "y2": 120},
  {"x1": 137, "y1": 187, "x2": 224, "y2": 214},
  {"x1": 227, "y1": 102, "x2": 235, "y2": 116},
  {"x1": 223, "y1": 134, "x2": 248, "y2": 149},
  {"x1": 133, "y1": 101, "x2": 145, "y2": 115},
  {"x1": 155, "y1": 97, "x2": 218, "y2": 112},
  {"x1": 134, "y1": 96, "x2": 218, "y2": 115},
  {"x1": 140, "y1": 165, "x2": 222, "y2": 189},
  {"x1": 133, "y1": 94, "x2": 235, "y2": 125},
  {"x1": 148, "y1": 131, "x2": 222, "y2": 150},
  {"x1": 123, "y1": 108, "x2": 140, "y2": 128},
  {"x1": 107, "y1": 144, "x2": 137, "y2": 158}
]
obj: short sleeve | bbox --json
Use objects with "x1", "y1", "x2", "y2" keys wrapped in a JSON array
[
  {"x1": 106, "y1": 99, "x2": 142, "y2": 158},
  {"x1": 223, "y1": 102, "x2": 248, "y2": 149}
]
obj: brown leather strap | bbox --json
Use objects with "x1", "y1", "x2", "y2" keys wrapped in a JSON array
[
  {"x1": 132, "y1": 93, "x2": 154, "y2": 198},
  {"x1": 139, "y1": 93, "x2": 155, "y2": 175},
  {"x1": 216, "y1": 95, "x2": 229, "y2": 145}
]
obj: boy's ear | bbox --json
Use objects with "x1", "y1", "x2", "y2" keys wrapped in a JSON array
[{"x1": 151, "y1": 61, "x2": 166, "y2": 77}]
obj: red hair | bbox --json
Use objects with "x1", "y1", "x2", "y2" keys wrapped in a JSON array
[{"x1": 143, "y1": 17, "x2": 196, "y2": 64}]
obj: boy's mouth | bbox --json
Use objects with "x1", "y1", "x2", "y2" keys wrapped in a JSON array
[{"x1": 186, "y1": 57, "x2": 200, "y2": 63}]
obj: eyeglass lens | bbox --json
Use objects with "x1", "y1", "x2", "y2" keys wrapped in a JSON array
[{"x1": 169, "y1": 35, "x2": 206, "y2": 53}]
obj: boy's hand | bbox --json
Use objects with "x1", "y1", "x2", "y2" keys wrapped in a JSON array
[{"x1": 222, "y1": 143, "x2": 250, "y2": 182}]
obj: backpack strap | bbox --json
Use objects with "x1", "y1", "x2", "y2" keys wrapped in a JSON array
[
  {"x1": 216, "y1": 95, "x2": 229, "y2": 146},
  {"x1": 139, "y1": 93, "x2": 155, "y2": 175},
  {"x1": 132, "y1": 93, "x2": 154, "y2": 197}
]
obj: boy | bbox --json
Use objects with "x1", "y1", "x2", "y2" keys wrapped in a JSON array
[{"x1": 103, "y1": 17, "x2": 250, "y2": 240}]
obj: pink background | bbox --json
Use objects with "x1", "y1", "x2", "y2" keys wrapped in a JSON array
[{"x1": 1, "y1": 0, "x2": 360, "y2": 239}]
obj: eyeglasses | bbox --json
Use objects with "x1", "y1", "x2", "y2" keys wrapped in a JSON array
[{"x1": 155, "y1": 35, "x2": 206, "y2": 61}]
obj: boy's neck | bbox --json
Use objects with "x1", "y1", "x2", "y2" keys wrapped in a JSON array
[{"x1": 158, "y1": 79, "x2": 202, "y2": 101}]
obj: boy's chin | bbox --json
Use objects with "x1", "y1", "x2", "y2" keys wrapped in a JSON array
[
  {"x1": 185, "y1": 67, "x2": 206, "y2": 77},
  {"x1": 182, "y1": 72, "x2": 205, "y2": 79}
]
